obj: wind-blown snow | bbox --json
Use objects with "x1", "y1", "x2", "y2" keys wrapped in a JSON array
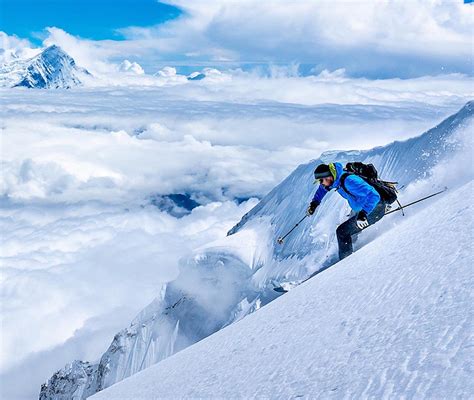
[{"x1": 91, "y1": 180, "x2": 474, "y2": 399}]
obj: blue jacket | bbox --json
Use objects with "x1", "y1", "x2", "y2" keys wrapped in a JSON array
[{"x1": 312, "y1": 162, "x2": 381, "y2": 214}]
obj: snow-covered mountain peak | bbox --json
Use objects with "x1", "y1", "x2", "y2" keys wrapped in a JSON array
[
  {"x1": 0, "y1": 45, "x2": 91, "y2": 88},
  {"x1": 187, "y1": 68, "x2": 229, "y2": 82},
  {"x1": 38, "y1": 44, "x2": 66, "y2": 59}
]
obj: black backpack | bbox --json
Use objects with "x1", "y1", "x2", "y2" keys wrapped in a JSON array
[{"x1": 340, "y1": 162, "x2": 398, "y2": 204}]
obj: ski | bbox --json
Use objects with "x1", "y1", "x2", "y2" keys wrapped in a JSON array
[{"x1": 273, "y1": 263, "x2": 335, "y2": 293}]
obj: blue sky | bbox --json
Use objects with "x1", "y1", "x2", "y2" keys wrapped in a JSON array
[{"x1": 0, "y1": 0, "x2": 181, "y2": 44}]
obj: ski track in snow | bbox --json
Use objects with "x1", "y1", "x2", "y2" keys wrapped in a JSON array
[{"x1": 91, "y1": 181, "x2": 473, "y2": 399}]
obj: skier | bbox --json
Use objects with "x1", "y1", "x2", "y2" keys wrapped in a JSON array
[{"x1": 307, "y1": 162, "x2": 389, "y2": 260}]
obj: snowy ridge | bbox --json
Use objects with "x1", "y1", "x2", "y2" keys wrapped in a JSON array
[
  {"x1": 91, "y1": 181, "x2": 474, "y2": 399},
  {"x1": 0, "y1": 58, "x2": 29, "y2": 88},
  {"x1": 228, "y1": 100, "x2": 472, "y2": 239},
  {"x1": 39, "y1": 361, "x2": 99, "y2": 400},
  {"x1": 0, "y1": 45, "x2": 90, "y2": 88},
  {"x1": 39, "y1": 101, "x2": 473, "y2": 399}
]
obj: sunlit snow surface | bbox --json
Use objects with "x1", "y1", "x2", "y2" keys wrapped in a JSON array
[{"x1": 0, "y1": 75, "x2": 472, "y2": 399}]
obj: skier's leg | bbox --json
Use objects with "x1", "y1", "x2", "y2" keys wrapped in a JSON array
[
  {"x1": 337, "y1": 202, "x2": 387, "y2": 260},
  {"x1": 367, "y1": 201, "x2": 387, "y2": 225},
  {"x1": 336, "y1": 216, "x2": 360, "y2": 260}
]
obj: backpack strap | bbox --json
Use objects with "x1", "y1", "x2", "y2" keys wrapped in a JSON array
[{"x1": 339, "y1": 172, "x2": 355, "y2": 198}]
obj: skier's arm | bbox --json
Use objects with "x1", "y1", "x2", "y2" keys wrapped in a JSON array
[
  {"x1": 345, "y1": 175, "x2": 381, "y2": 214},
  {"x1": 311, "y1": 184, "x2": 329, "y2": 207}
]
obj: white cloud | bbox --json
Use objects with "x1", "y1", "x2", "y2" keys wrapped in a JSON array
[
  {"x1": 3, "y1": 1, "x2": 468, "y2": 78},
  {"x1": 2, "y1": 1, "x2": 472, "y2": 82},
  {"x1": 117, "y1": 0, "x2": 474, "y2": 76},
  {"x1": 1, "y1": 73, "x2": 472, "y2": 203},
  {"x1": 0, "y1": 32, "x2": 40, "y2": 63},
  {"x1": 156, "y1": 66, "x2": 177, "y2": 77},
  {"x1": 119, "y1": 60, "x2": 145, "y2": 75}
]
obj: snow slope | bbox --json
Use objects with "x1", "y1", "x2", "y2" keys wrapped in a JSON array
[
  {"x1": 92, "y1": 180, "x2": 474, "y2": 399},
  {"x1": 39, "y1": 101, "x2": 473, "y2": 399}
]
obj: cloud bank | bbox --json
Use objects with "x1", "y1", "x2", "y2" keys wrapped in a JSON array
[
  {"x1": 1, "y1": 75, "x2": 472, "y2": 204},
  {"x1": 47, "y1": 0, "x2": 474, "y2": 76},
  {"x1": 3, "y1": 0, "x2": 473, "y2": 77}
]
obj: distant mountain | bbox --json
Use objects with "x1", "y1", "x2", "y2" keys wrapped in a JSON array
[
  {"x1": 187, "y1": 68, "x2": 223, "y2": 81},
  {"x1": 0, "y1": 45, "x2": 91, "y2": 89},
  {"x1": 187, "y1": 71, "x2": 206, "y2": 81}
]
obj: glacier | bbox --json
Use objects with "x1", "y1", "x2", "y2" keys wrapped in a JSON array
[{"x1": 39, "y1": 101, "x2": 473, "y2": 399}]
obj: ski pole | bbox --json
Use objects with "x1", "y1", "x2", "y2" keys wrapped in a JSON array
[
  {"x1": 385, "y1": 187, "x2": 447, "y2": 216},
  {"x1": 277, "y1": 214, "x2": 308, "y2": 244}
]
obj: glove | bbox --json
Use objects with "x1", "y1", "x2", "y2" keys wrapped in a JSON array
[
  {"x1": 356, "y1": 210, "x2": 369, "y2": 229},
  {"x1": 307, "y1": 201, "x2": 318, "y2": 216}
]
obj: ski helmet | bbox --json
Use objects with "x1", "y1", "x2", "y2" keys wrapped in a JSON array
[{"x1": 313, "y1": 164, "x2": 332, "y2": 181}]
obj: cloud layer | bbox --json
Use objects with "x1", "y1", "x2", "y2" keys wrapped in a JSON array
[{"x1": 2, "y1": 76, "x2": 472, "y2": 205}]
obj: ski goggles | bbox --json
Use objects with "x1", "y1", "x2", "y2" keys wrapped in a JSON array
[{"x1": 314, "y1": 175, "x2": 332, "y2": 185}]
